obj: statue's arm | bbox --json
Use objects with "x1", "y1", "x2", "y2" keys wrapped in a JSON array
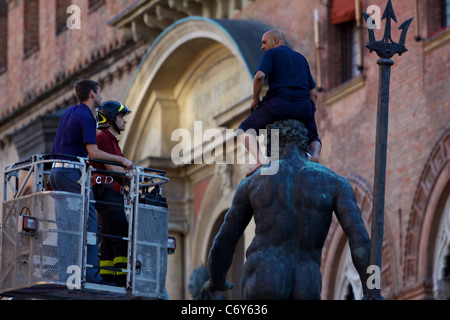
[
  {"x1": 206, "y1": 181, "x2": 253, "y2": 292},
  {"x1": 334, "y1": 176, "x2": 371, "y2": 295}
]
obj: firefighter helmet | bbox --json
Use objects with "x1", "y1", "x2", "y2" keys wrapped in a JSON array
[{"x1": 96, "y1": 101, "x2": 131, "y2": 132}]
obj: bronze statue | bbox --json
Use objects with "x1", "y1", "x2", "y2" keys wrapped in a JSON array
[{"x1": 201, "y1": 119, "x2": 371, "y2": 299}]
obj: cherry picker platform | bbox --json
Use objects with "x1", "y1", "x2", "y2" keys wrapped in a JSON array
[{"x1": 0, "y1": 154, "x2": 174, "y2": 299}]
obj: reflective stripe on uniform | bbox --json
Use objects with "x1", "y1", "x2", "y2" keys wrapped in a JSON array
[
  {"x1": 99, "y1": 259, "x2": 115, "y2": 275},
  {"x1": 113, "y1": 256, "x2": 127, "y2": 275}
]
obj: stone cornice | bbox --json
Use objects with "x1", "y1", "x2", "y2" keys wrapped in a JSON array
[{"x1": 107, "y1": 0, "x2": 255, "y2": 42}]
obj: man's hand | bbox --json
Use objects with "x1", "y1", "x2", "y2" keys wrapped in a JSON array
[
  {"x1": 200, "y1": 279, "x2": 234, "y2": 300},
  {"x1": 121, "y1": 157, "x2": 134, "y2": 170},
  {"x1": 250, "y1": 98, "x2": 260, "y2": 113},
  {"x1": 251, "y1": 70, "x2": 265, "y2": 112}
]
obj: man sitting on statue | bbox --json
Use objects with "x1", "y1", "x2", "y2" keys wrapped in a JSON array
[{"x1": 238, "y1": 29, "x2": 322, "y2": 177}]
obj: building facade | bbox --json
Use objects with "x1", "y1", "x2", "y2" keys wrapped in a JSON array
[{"x1": 0, "y1": 0, "x2": 449, "y2": 300}]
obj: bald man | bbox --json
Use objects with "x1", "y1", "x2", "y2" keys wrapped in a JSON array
[{"x1": 239, "y1": 29, "x2": 321, "y2": 176}]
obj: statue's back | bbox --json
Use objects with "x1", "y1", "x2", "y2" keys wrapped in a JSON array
[{"x1": 241, "y1": 157, "x2": 339, "y2": 299}]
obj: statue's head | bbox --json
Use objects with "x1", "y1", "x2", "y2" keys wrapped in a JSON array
[{"x1": 266, "y1": 119, "x2": 309, "y2": 155}]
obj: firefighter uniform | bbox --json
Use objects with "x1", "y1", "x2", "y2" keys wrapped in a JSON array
[{"x1": 91, "y1": 101, "x2": 131, "y2": 287}]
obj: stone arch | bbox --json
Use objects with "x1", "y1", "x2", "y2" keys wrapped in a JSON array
[
  {"x1": 321, "y1": 174, "x2": 397, "y2": 299},
  {"x1": 119, "y1": 17, "x2": 272, "y2": 163},
  {"x1": 403, "y1": 127, "x2": 450, "y2": 298}
]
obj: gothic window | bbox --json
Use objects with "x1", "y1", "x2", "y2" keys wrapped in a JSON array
[
  {"x1": 339, "y1": 21, "x2": 361, "y2": 84},
  {"x1": 443, "y1": 248, "x2": 450, "y2": 282},
  {"x1": 88, "y1": 0, "x2": 105, "y2": 12},
  {"x1": 441, "y1": 0, "x2": 450, "y2": 28},
  {"x1": 0, "y1": 0, "x2": 7, "y2": 72},
  {"x1": 428, "y1": 0, "x2": 450, "y2": 37},
  {"x1": 56, "y1": 0, "x2": 72, "y2": 35},
  {"x1": 24, "y1": 0, "x2": 39, "y2": 57},
  {"x1": 432, "y1": 196, "x2": 450, "y2": 299},
  {"x1": 328, "y1": 0, "x2": 362, "y2": 88},
  {"x1": 344, "y1": 283, "x2": 355, "y2": 300},
  {"x1": 333, "y1": 243, "x2": 364, "y2": 300}
]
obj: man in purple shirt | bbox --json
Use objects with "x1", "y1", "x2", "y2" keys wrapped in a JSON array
[
  {"x1": 239, "y1": 29, "x2": 322, "y2": 176},
  {"x1": 50, "y1": 80, "x2": 133, "y2": 284}
]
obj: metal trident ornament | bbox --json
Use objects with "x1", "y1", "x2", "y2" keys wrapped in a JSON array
[
  {"x1": 361, "y1": 0, "x2": 413, "y2": 300},
  {"x1": 362, "y1": 0, "x2": 414, "y2": 59}
]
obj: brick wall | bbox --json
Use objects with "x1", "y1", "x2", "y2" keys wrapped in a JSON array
[{"x1": 0, "y1": 0, "x2": 135, "y2": 117}]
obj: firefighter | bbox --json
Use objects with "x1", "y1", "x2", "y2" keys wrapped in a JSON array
[
  {"x1": 91, "y1": 100, "x2": 132, "y2": 287},
  {"x1": 50, "y1": 80, "x2": 133, "y2": 284}
]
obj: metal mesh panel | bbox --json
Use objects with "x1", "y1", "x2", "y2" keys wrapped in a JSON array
[
  {"x1": 0, "y1": 192, "x2": 84, "y2": 291},
  {"x1": 133, "y1": 204, "x2": 168, "y2": 299}
]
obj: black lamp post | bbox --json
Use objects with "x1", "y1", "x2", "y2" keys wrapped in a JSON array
[{"x1": 361, "y1": 0, "x2": 413, "y2": 300}]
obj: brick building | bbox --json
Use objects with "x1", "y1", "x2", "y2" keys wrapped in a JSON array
[{"x1": 0, "y1": 0, "x2": 449, "y2": 300}]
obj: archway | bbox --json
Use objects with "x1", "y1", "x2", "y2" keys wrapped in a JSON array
[
  {"x1": 404, "y1": 128, "x2": 450, "y2": 299},
  {"x1": 120, "y1": 17, "x2": 272, "y2": 163}
]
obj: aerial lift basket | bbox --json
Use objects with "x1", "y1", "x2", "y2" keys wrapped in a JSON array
[{"x1": 0, "y1": 154, "x2": 170, "y2": 299}]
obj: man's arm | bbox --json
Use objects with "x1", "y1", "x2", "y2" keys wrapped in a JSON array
[
  {"x1": 202, "y1": 180, "x2": 253, "y2": 295},
  {"x1": 86, "y1": 144, "x2": 134, "y2": 170},
  {"x1": 250, "y1": 70, "x2": 266, "y2": 112},
  {"x1": 333, "y1": 175, "x2": 371, "y2": 296},
  {"x1": 104, "y1": 163, "x2": 128, "y2": 174}
]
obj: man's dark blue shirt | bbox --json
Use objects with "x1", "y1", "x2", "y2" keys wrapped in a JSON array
[
  {"x1": 257, "y1": 45, "x2": 316, "y2": 100},
  {"x1": 239, "y1": 45, "x2": 320, "y2": 143},
  {"x1": 51, "y1": 103, "x2": 97, "y2": 159}
]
